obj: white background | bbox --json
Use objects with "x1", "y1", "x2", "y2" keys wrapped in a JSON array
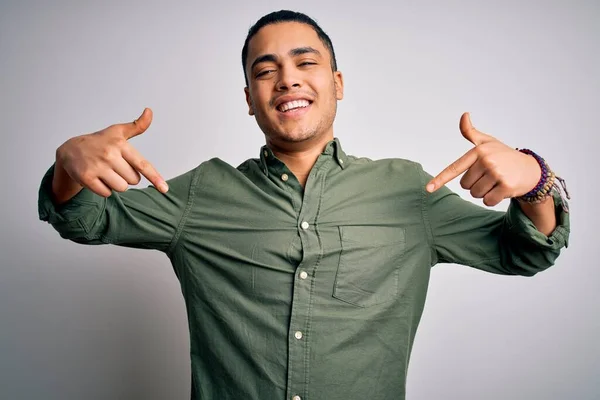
[{"x1": 1, "y1": 0, "x2": 597, "y2": 399}]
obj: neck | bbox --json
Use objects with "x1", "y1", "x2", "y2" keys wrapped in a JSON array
[{"x1": 267, "y1": 134, "x2": 333, "y2": 187}]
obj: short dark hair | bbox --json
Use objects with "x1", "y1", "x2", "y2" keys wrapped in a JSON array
[{"x1": 241, "y1": 10, "x2": 338, "y2": 86}]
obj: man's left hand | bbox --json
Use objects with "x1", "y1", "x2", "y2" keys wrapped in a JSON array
[{"x1": 426, "y1": 112, "x2": 541, "y2": 207}]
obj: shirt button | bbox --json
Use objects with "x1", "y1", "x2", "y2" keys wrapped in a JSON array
[
  {"x1": 281, "y1": 173, "x2": 289, "y2": 182},
  {"x1": 299, "y1": 271, "x2": 308, "y2": 280},
  {"x1": 263, "y1": 150, "x2": 268, "y2": 157},
  {"x1": 339, "y1": 158, "x2": 344, "y2": 164},
  {"x1": 292, "y1": 396, "x2": 301, "y2": 400},
  {"x1": 300, "y1": 221, "x2": 309, "y2": 230},
  {"x1": 294, "y1": 331, "x2": 303, "y2": 340}
]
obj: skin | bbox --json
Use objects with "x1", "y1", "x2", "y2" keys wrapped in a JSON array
[
  {"x1": 51, "y1": 20, "x2": 556, "y2": 235},
  {"x1": 243, "y1": 22, "x2": 343, "y2": 186},
  {"x1": 52, "y1": 108, "x2": 167, "y2": 205},
  {"x1": 427, "y1": 113, "x2": 556, "y2": 235}
]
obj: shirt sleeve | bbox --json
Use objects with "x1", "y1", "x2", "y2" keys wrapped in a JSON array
[
  {"x1": 419, "y1": 165, "x2": 570, "y2": 276},
  {"x1": 37, "y1": 163, "x2": 200, "y2": 254}
]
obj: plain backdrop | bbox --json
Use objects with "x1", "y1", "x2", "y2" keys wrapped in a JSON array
[{"x1": 1, "y1": 1, "x2": 598, "y2": 399}]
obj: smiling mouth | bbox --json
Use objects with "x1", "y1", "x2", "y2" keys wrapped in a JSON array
[{"x1": 277, "y1": 99, "x2": 312, "y2": 112}]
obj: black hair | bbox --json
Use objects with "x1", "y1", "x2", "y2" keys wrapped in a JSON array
[{"x1": 241, "y1": 10, "x2": 338, "y2": 86}]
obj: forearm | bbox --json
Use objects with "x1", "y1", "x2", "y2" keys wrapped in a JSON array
[{"x1": 516, "y1": 196, "x2": 556, "y2": 236}]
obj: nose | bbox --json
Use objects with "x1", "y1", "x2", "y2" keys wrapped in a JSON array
[{"x1": 277, "y1": 64, "x2": 301, "y2": 91}]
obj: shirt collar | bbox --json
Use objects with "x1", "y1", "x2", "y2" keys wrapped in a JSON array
[
  {"x1": 259, "y1": 137, "x2": 348, "y2": 176},
  {"x1": 325, "y1": 138, "x2": 348, "y2": 169}
]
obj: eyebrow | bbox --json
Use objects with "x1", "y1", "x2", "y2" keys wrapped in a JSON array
[{"x1": 250, "y1": 46, "x2": 322, "y2": 72}]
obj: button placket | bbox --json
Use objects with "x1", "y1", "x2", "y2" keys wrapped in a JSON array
[{"x1": 286, "y1": 167, "x2": 326, "y2": 400}]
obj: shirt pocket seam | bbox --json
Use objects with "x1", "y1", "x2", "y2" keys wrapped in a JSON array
[{"x1": 333, "y1": 226, "x2": 406, "y2": 308}]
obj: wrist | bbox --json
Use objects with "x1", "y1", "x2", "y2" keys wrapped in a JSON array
[
  {"x1": 516, "y1": 149, "x2": 554, "y2": 203},
  {"x1": 514, "y1": 148, "x2": 570, "y2": 213},
  {"x1": 517, "y1": 194, "x2": 553, "y2": 211},
  {"x1": 52, "y1": 148, "x2": 83, "y2": 205}
]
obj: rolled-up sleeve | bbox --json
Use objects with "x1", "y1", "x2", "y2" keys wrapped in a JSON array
[
  {"x1": 38, "y1": 163, "x2": 200, "y2": 253},
  {"x1": 38, "y1": 164, "x2": 108, "y2": 237},
  {"x1": 420, "y1": 166, "x2": 570, "y2": 276}
]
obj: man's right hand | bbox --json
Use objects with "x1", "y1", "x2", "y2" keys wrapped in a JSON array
[{"x1": 52, "y1": 108, "x2": 168, "y2": 204}]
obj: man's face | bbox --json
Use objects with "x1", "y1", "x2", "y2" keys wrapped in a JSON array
[{"x1": 244, "y1": 22, "x2": 344, "y2": 146}]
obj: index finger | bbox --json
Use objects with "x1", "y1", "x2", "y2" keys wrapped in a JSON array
[
  {"x1": 426, "y1": 148, "x2": 478, "y2": 193},
  {"x1": 121, "y1": 143, "x2": 169, "y2": 193}
]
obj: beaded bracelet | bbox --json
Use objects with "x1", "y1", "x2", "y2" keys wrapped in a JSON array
[{"x1": 517, "y1": 148, "x2": 570, "y2": 211}]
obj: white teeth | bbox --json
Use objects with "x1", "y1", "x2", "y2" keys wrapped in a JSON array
[{"x1": 278, "y1": 99, "x2": 310, "y2": 112}]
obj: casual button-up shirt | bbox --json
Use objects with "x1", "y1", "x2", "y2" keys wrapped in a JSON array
[{"x1": 38, "y1": 139, "x2": 570, "y2": 400}]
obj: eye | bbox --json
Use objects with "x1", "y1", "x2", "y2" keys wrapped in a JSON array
[
  {"x1": 256, "y1": 69, "x2": 276, "y2": 78},
  {"x1": 299, "y1": 61, "x2": 316, "y2": 67}
]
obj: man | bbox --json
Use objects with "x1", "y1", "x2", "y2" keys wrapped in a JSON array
[{"x1": 38, "y1": 10, "x2": 570, "y2": 400}]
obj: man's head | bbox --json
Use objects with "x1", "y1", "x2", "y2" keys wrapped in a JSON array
[
  {"x1": 242, "y1": 10, "x2": 344, "y2": 147},
  {"x1": 242, "y1": 11, "x2": 338, "y2": 85}
]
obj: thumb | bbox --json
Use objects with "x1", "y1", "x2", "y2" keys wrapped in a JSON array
[
  {"x1": 460, "y1": 112, "x2": 494, "y2": 146},
  {"x1": 125, "y1": 108, "x2": 153, "y2": 139}
]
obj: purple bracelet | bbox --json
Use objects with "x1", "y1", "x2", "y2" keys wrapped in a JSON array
[
  {"x1": 518, "y1": 149, "x2": 551, "y2": 199},
  {"x1": 516, "y1": 148, "x2": 570, "y2": 212}
]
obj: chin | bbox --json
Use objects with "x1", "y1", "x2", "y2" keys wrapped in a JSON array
[
  {"x1": 267, "y1": 126, "x2": 317, "y2": 143},
  {"x1": 278, "y1": 131, "x2": 318, "y2": 143}
]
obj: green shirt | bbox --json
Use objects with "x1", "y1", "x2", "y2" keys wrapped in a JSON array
[{"x1": 38, "y1": 139, "x2": 570, "y2": 400}]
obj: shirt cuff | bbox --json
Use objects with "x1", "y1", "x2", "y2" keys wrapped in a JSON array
[
  {"x1": 505, "y1": 190, "x2": 570, "y2": 250},
  {"x1": 37, "y1": 163, "x2": 104, "y2": 225}
]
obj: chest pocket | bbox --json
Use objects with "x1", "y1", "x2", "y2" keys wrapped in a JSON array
[{"x1": 333, "y1": 226, "x2": 406, "y2": 307}]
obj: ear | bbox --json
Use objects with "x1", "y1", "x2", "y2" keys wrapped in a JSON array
[
  {"x1": 334, "y1": 71, "x2": 344, "y2": 100},
  {"x1": 244, "y1": 87, "x2": 254, "y2": 116}
]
